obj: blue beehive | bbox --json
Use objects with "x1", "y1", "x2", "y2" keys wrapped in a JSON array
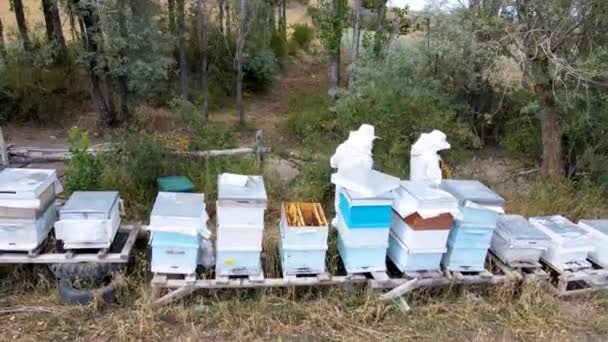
[
  {"x1": 151, "y1": 231, "x2": 201, "y2": 275},
  {"x1": 337, "y1": 233, "x2": 388, "y2": 273},
  {"x1": 442, "y1": 243, "x2": 489, "y2": 272},
  {"x1": 440, "y1": 180, "x2": 504, "y2": 272},
  {"x1": 338, "y1": 191, "x2": 392, "y2": 228}
]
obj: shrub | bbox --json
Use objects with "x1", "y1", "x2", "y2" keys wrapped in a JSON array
[
  {"x1": 270, "y1": 31, "x2": 288, "y2": 61},
  {"x1": 0, "y1": 63, "x2": 84, "y2": 123},
  {"x1": 332, "y1": 42, "x2": 477, "y2": 177},
  {"x1": 290, "y1": 23, "x2": 314, "y2": 50},
  {"x1": 64, "y1": 127, "x2": 101, "y2": 193},
  {"x1": 287, "y1": 39, "x2": 301, "y2": 56},
  {"x1": 243, "y1": 48, "x2": 278, "y2": 91}
]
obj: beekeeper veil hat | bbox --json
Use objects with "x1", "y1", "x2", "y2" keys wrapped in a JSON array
[{"x1": 411, "y1": 130, "x2": 450, "y2": 155}]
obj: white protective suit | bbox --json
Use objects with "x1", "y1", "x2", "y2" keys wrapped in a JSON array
[
  {"x1": 409, "y1": 130, "x2": 450, "y2": 186},
  {"x1": 330, "y1": 124, "x2": 378, "y2": 224}
]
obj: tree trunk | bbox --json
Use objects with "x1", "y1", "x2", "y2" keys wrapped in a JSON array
[
  {"x1": 269, "y1": 0, "x2": 275, "y2": 32},
  {"x1": 279, "y1": 0, "x2": 286, "y2": 41},
  {"x1": 218, "y1": 0, "x2": 225, "y2": 33},
  {"x1": 168, "y1": 0, "x2": 176, "y2": 33},
  {"x1": 328, "y1": 0, "x2": 341, "y2": 102},
  {"x1": 12, "y1": 0, "x2": 33, "y2": 63},
  {"x1": 198, "y1": 0, "x2": 209, "y2": 120},
  {"x1": 235, "y1": 0, "x2": 248, "y2": 125},
  {"x1": 535, "y1": 81, "x2": 564, "y2": 180},
  {"x1": 226, "y1": 0, "x2": 231, "y2": 35},
  {"x1": 0, "y1": 17, "x2": 6, "y2": 63},
  {"x1": 349, "y1": 0, "x2": 361, "y2": 87},
  {"x1": 177, "y1": 0, "x2": 189, "y2": 100},
  {"x1": 74, "y1": 0, "x2": 116, "y2": 126},
  {"x1": 42, "y1": 0, "x2": 68, "y2": 63},
  {"x1": 117, "y1": 0, "x2": 130, "y2": 122},
  {"x1": 41, "y1": 0, "x2": 55, "y2": 41}
]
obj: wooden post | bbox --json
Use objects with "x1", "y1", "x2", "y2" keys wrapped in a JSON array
[
  {"x1": 0, "y1": 127, "x2": 8, "y2": 168},
  {"x1": 255, "y1": 130, "x2": 265, "y2": 172}
]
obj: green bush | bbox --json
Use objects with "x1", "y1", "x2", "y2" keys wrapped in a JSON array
[
  {"x1": 64, "y1": 128, "x2": 101, "y2": 193},
  {"x1": 290, "y1": 23, "x2": 314, "y2": 50},
  {"x1": 270, "y1": 31, "x2": 288, "y2": 61},
  {"x1": 332, "y1": 42, "x2": 477, "y2": 177},
  {"x1": 0, "y1": 63, "x2": 84, "y2": 123},
  {"x1": 243, "y1": 48, "x2": 278, "y2": 91},
  {"x1": 287, "y1": 39, "x2": 301, "y2": 56}
]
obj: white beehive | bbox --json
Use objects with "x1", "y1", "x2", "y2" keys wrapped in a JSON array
[
  {"x1": 530, "y1": 215, "x2": 594, "y2": 270},
  {"x1": 148, "y1": 192, "x2": 210, "y2": 275},
  {"x1": 216, "y1": 174, "x2": 267, "y2": 276},
  {"x1": 55, "y1": 191, "x2": 122, "y2": 249},
  {"x1": 491, "y1": 215, "x2": 549, "y2": 265},
  {"x1": 0, "y1": 168, "x2": 60, "y2": 219}
]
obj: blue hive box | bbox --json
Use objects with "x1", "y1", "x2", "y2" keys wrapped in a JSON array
[
  {"x1": 442, "y1": 242, "x2": 489, "y2": 272},
  {"x1": 447, "y1": 223, "x2": 495, "y2": 249},
  {"x1": 151, "y1": 231, "x2": 201, "y2": 275},
  {"x1": 337, "y1": 231, "x2": 387, "y2": 273},
  {"x1": 338, "y1": 191, "x2": 392, "y2": 229}
]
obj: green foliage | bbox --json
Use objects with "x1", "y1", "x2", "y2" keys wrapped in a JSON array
[
  {"x1": 286, "y1": 89, "x2": 339, "y2": 151},
  {"x1": 333, "y1": 42, "x2": 477, "y2": 177},
  {"x1": 168, "y1": 96, "x2": 237, "y2": 150},
  {"x1": 270, "y1": 31, "x2": 288, "y2": 60},
  {"x1": 314, "y1": 0, "x2": 349, "y2": 53},
  {"x1": 508, "y1": 177, "x2": 608, "y2": 219},
  {"x1": 0, "y1": 35, "x2": 85, "y2": 123},
  {"x1": 289, "y1": 159, "x2": 333, "y2": 203},
  {"x1": 243, "y1": 48, "x2": 278, "y2": 91},
  {"x1": 287, "y1": 39, "x2": 301, "y2": 56},
  {"x1": 64, "y1": 127, "x2": 101, "y2": 193},
  {"x1": 290, "y1": 23, "x2": 314, "y2": 50}
]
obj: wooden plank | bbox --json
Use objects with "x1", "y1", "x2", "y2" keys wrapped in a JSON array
[
  {"x1": 370, "y1": 271, "x2": 390, "y2": 282},
  {"x1": 0, "y1": 127, "x2": 8, "y2": 167},
  {"x1": 380, "y1": 279, "x2": 420, "y2": 301},
  {"x1": 119, "y1": 224, "x2": 141, "y2": 260},
  {"x1": 370, "y1": 273, "x2": 511, "y2": 290},
  {"x1": 157, "y1": 275, "x2": 368, "y2": 290},
  {"x1": 155, "y1": 286, "x2": 196, "y2": 306}
]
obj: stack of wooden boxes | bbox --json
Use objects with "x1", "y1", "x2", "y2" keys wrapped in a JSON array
[
  {"x1": 0, "y1": 168, "x2": 60, "y2": 252},
  {"x1": 332, "y1": 170, "x2": 400, "y2": 274},
  {"x1": 215, "y1": 173, "x2": 267, "y2": 277},
  {"x1": 440, "y1": 180, "x2": 505, "y2": 272},
  {"x1": 389, "y1": 181, "x2": 459, "y2": 272},
  {"x1": 148, "y1": 192, "x2": 210, "y2": 276},
  {"x1": 280, "y1": 202, "x2": 329, "y2": 275},
  {"x1": 529, "y1": 215, "x2": 594, "y2": 270},
  {"x1": 54, "y1": 191, "x2": 122, "y2": 250},
  {"x1": 578, "y1": 220, "x2": 608, "y2": 267},
  {"x1": 490, "y1": 215, "x2": 549, "y2": 266}
]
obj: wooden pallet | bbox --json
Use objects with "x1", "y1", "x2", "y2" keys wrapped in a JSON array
[
  {"x1": 0, "y1": 224, "x2": 140, "y2": 264},
  {"x1": 151, "y1": 272, "x2": 369, "y2": 305},
  {"x1": 487, "y1": 252, "x2": 548, "y2": 282},
  {"x1": 541, "y1": 259, "x2": 608, "y2": 297}
]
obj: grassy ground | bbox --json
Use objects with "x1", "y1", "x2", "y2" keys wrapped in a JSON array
[{"x1": 3, "y1": 2, "x2": 608, "y2": 341}]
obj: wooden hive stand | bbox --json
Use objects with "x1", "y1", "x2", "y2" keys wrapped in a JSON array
[
  {"x1": 0, "y1": 224, "x2": 140, "y2": 265},
  {"x1": 541, "y1": 258, "x2": 608, "y2": 297}
]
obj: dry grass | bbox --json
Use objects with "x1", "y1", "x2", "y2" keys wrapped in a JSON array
[{"x1": 3, "y1": 266, "x2": 608, "y2": 341}]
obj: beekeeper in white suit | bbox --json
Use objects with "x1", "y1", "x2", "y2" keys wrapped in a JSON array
[
  {"x1": 410, "y1": 130, "x2": 450, "y2": 186},
  {"x1": 330, "y1": 124, "x2": 378, "y2": 225}
]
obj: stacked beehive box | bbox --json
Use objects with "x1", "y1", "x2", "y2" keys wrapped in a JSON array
[
  {"x1": 54, "y1": 191, "x2": 122, "y2": 249},
  {"x1": 440, "y1": 180, "x2": 505, "y2": 272},
  {"x1": 578, "y1": 220, "x2": 608, "y2": 266},
  {"x1": 332, "y1": 170, "x2": 400, "y2": 274},
  {"x1": 216, "y1": 173, "x2": 267, "y2": 277},
  {"x1": 280, "y1": 202, "x2": 329, "y2": 275},
  {"x1": 149, "y1": 192, "x2": 210, "y2": 275},
  {"x1": 388, "y1": 181, "x2": 459, "y2": 272},
  {"x1": 491, "y1": 215, "x2": 550, "y2": 266},
  {"x1": 0, "y1": 168, "x2": 61, "y2": 252},
  {"x1": 529, "y1": 215, "x2": 594, "y2": 270}
]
